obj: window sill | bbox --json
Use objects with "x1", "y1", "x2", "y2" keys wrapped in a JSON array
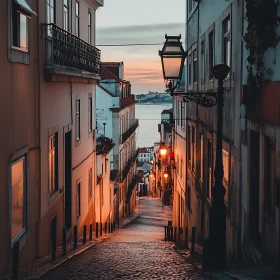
[
  {"x1": 48, "y1": 190, "x2": 59, "y2": 205},
  {"x1": 8, "y1": 47, "x2": 30, "y2": 64}
]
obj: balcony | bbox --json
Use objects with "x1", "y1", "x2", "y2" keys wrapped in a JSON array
[
  {"x1": 41, "y1": 24, "x2": 101, "y2": 82},
  {"x1": 121, "y1": 119, "x2": 139, "y2": 144},
  {"x1": 121, "y1": 149, "x2": 139, "y2": 182}
]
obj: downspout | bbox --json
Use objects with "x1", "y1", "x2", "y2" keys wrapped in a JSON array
[
  {"x1": 35, "y1": 0, "x2": 41, "y2": 258},
  {"x1": 239, "y1": 0, "x2": 245, "y2": 262}
]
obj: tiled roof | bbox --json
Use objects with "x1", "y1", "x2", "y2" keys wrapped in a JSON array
[
  {"x1": 100, "y1": 64, "x2": 122, "y2": 81},
  {"x1": 138, "y1": 147, "x2": 149, "y2": 153},
  {"x1": 102, "y1": 62, "x2": 121, "y2": 67}
]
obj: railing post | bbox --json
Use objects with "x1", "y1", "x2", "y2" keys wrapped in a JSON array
[
  {"x1": 173, "y1": 227, "x2": 177, "y2": 242},
  {"x1": 89, "y1": 224, "x2": 93, "y2": 241},
  {"x1": 185, "y1": 227, "x2": 188, "y2": 249},
  {"x1": 62, "y1": 228, "x2": 67, "y2": 256},
  {"x1": 12, "y1": 241, "x2": 19, "y2": 280},
  {"x1": 83, "y1": 225, "x2": 87, "y2": 244},
  {"x1": 96, "y1": 222, "x2": 99, "y2": 238},
  {"x1": 73, "y1": 226, "x2": 78, "y2": 249},
  {"x1": 191, "y1": 226, "x2": 196, "y2": 256}
]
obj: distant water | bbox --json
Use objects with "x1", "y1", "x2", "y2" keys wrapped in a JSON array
[{"x1": 135, "y1": 104, "x2": 172, "y2": 148}]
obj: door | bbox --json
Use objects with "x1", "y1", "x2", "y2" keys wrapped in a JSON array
[
  {"x1": 249, "y1": 131, "x2": 260, "y2": 248},
  {"x1": 65, "y1": 131, "x2": 72, "y2": 229}
]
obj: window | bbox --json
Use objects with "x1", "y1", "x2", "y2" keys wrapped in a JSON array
[
  {"x1": 188, "y1": 54, "x2": 192, "y2": 85},
  {"x1": 187, "y1": 126, "x2": 191, "y2": 164},
  {"x1": 75, "y1": 1, "x2": 80, "y2": 37},
  {"x1": 46, "y1": 0, "x2": 55, "y2": 24},
  {"x1": 76, "y1": 100, "x2": 80, "y2": 140},
  {"x1": 63, "y1": 0, "x2": 69, "y2": 31},
  {"x1": 193, "y1": 50, "x2": 197, "y2": 84},
  {"x1": 88, "y1": 12, "x2": 92, "y2": 44},
  {"x1": 11, "y1": 156, "x2": 27, "y2": 242},
  {"x1": 89, "y1": 97, "x2": 92, "y2": 133},
  {"x1": 201, "y1": 41, "x2": 205, "y2": 82},
  {"x1": 200, "y1": 134, "x2": 203, "y2": 181},
  {"x1": 265, "y1": 137, "x2": 276, "y2": 212},
  {"x1": 89, "y1": 168, "x2": 92, "y2": 198},
  {"x1": 13, "y1": 10, "x2": 29, "y2": 51},
  {"x1": 49, "y1": 133, "x2": 58, "y2": 194},
  {"x1": 209, "y1": 31, "x2": 214, "y2": 80},
  {"x1": 207, "y1": 140, "x2": 212, "y2": 198},
  {"x1": 77, "y1": 182, "x2": 81, "y2": 217},
  {"x1": 222, "y1": 149, "x2": 229, "y2": 182},
  {"x1": 191, "y1": 126, "x2": 196, "y2": 172},
  {"x1": 177, "y1": 101, "x2": 180, "y2": 125},
  {"x1": 223, "y1": 16, "x2": 231, "y2": 69},
  {"x1": 181, "y1": 101, "x2": 185, "y2": 128}
]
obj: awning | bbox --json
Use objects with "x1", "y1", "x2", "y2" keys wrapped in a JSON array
[{"x1": 14, "y1": 0, "x2": 37, "y2": 17}]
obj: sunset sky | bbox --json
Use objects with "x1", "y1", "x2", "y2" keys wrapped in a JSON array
[{"x1": 96, "y1": 0, "x2": 186, "y2": 94}]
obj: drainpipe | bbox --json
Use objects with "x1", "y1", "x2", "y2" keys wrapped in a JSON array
[{"x1": 35, "y1": 0, "x2": 42, "y2": 258}]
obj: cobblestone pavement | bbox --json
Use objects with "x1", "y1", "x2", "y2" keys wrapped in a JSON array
[{"x1": 40, "y1": 197, "x2": 208, "y2": 280}]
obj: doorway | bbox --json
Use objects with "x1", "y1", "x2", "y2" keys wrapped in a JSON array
[
  {"x1": 249, "y1": 131, "x2": 260, "y2": 248},
  {"x1": 65, "y1": 130, "x2": 72, "y2": 229}
]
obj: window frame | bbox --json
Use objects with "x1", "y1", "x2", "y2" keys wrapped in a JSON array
[
  {"x1": 88, "y1": 11, "x2": 92, "y2": 44},
  {"x1": 10, "y1": 154, "x2": 28, "y2": 246},
  {"x1": 177, "y1": 100, "x2": 180, "y2": 126},
  {"x1": 191, "y1": 126, "x2": 196, "y2": 172},
  {"x1": 200, "y1": 40, "x2": 205, "y2": 83},
  {"x1": 188, "y1": 54, "x2": 192, "y2": 85},
  {"x1": 222, "y1": 149, "x2": 229, "y2": 183},
  {"x1": 222, "y1": 15, "x2": 231, "y2": 71},
  {"x1": 76, "y1": 99, "x2": 81, "y2": 141},
  {"x1": 63, "y1": 0, "x2": 69, "y2": 31},
  {"x1": 193, "y1": 49, "x2": 197, "y2": 84},
  {"x1": 49, "y1": 133, "x2": 58, "y2": 195},
  {"x1": 46, "y1": 0, "x2": 56, "y2": 24},
  {"x1": 181, "y1": 101, "x2": 185, "y2": 128},
  {"x1": 89, "y1": 95, "x2": 93, "y2": 133},
  {"x1": 208, "y1": 31, "x2": 214, "y2": 80},
  {"x1": 75, "y1": 1, "x2": 80, "y2": 37}
]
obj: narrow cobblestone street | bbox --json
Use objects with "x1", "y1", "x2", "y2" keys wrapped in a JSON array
[{"x1": 39, "y1": 197, "x2": 207, "y2": 280}]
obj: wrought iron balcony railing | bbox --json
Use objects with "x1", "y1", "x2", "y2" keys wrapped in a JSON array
[
  {"x1": 41, "y1": 24, "x2": 100, "y2": 76},
  {"x1": 121, "y1": 119, "x2": 139, "y2": 144},
  {"x1": 121, "y1": 149, "x2": 139, "y2": 182}
]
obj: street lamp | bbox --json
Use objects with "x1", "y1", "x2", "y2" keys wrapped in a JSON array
[
  {"x1": 163, "y1": 170, "x2": 169, "y2": 179},
  {"x1": 158, "y1": 142, "x2": 168, "y2": 159},
  {"x1": 159, "y1": 35, "x2": 230, "y2": 271}
]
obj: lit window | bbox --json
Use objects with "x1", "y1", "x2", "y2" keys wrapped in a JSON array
[
  {"x1": 222, "y1": 149, "x2": 229, "y2": 182},
  {"x1": 88, "y1": 12, "x2": 92, "y2": 44},
  {"x1": 13, "y1": 12, "x2": 28, "y2": 51},
  {"x1": 49, "y1": 133, "x2": 58, "y2": 194},
  {"x1": 63, "y1": 0, "x2": 69, "y2": 31},
  {"x1": 11, "y1": 157, "x2": 27, "y2": 242},
  {"x1": 76, "y1": 100, "x2": 80, "y2": 140},
  {"x1": 75, "y1": 1, "x2": 80, "y2": 37}
]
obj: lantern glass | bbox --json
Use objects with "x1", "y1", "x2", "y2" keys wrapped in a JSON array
[
  {"x1": 164, "y1": 173, "x2": 168, "y2": 178},
  {"x1": 162, "y1": 56, "x2": 183, "y2": 79},
  {"x1": 160, "y1": 148, "x2": 167, "y2": 157}
]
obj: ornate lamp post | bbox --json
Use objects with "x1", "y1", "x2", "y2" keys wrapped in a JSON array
[{"x1": 159, "y1": 35, "x2": 230, "y2": 270}]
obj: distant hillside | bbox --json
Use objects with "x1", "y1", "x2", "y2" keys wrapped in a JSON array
[{"x1": 136, "y1": 92, "x2": 172, "y2": 104}]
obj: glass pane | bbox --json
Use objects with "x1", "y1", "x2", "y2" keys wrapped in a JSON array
[
  {"x1": 162, "y1": 56, "x2": 182, "y2": 78},
  {"x1": 164, "y1": 45, "x2": 182, "y2": 53},
  {"x1": 11, "y1": 159, "x2": 25, "y2": 240},
  {"x1": 19, "y1": 14, "x2": 27, "y2": 50}
]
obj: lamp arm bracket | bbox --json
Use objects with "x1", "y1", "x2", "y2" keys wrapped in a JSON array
[{"x1": 173, "y1": 91, "x2": 219, "y2": 108}]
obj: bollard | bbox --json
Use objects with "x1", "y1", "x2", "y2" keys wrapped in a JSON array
[
  {"x1": 83, "y1": 225, "x2": 87, "y2": 244},
  {"x1": 167, "y1": 226, "x2": 170, "y2": 241},
  {"x1": 108, "y1": 222, "x2": 111, "y2": 233},
  {"x1": 62, "y1": 228, "x2": 67, "y2": 256},
  {"x1": 164, "y1": 226, "x2": 168, "y2": 241},
  {"x1": 173, "y1": 227, "x2": 177, "y2": 242},
  {"x1": 191, "y1": 226, "x2": 196, "y2": 255},
  {"x1": 51, "y1": 226, "x2": 56, "y2": 261},
  {"x1": 170, "y1": 227, "x2": 173, "y2": 242},
  {"x1": 111, "y1": 223, "x2": 113, "y2": 233},
  {"x1": 12, "y1": 241, "x2": 19, "y2": 280},
  {"x1": 184, "y1": 227, "x2": 188, "y2": 249},
  {"x1": 100, "y1": 223, "x2": 102, "y2": 237},
  {"x1": 89, "y1": 224, "x2": 93, "y2": 241},
  {"x1": 96, "y1": 222, "x2": 99, "y2": 238},
  {"x1": 105, "y1": 223, "x2": 107, "y2": 234},
  {"x1": 74, "y1": 226, "x2": 78, "y2": 249}
]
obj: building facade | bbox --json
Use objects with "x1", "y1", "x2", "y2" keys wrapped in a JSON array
[
  {"x1": 0, "y1": 0, "x2": 39, "y2": 274},
  {"x1": 138, "y1": 147, "x2": 154, "y2": 162},
  {"x1": 96, "y1": 62, "x2": 138, "y2": 226},
  {"x1": 172, "y1": 0, "x2": 243, "y2": 261}
]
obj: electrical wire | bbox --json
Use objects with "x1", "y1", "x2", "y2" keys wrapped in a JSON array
[{"x1": 96, "y1": 43, "x2": 164, "y2": 47}]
